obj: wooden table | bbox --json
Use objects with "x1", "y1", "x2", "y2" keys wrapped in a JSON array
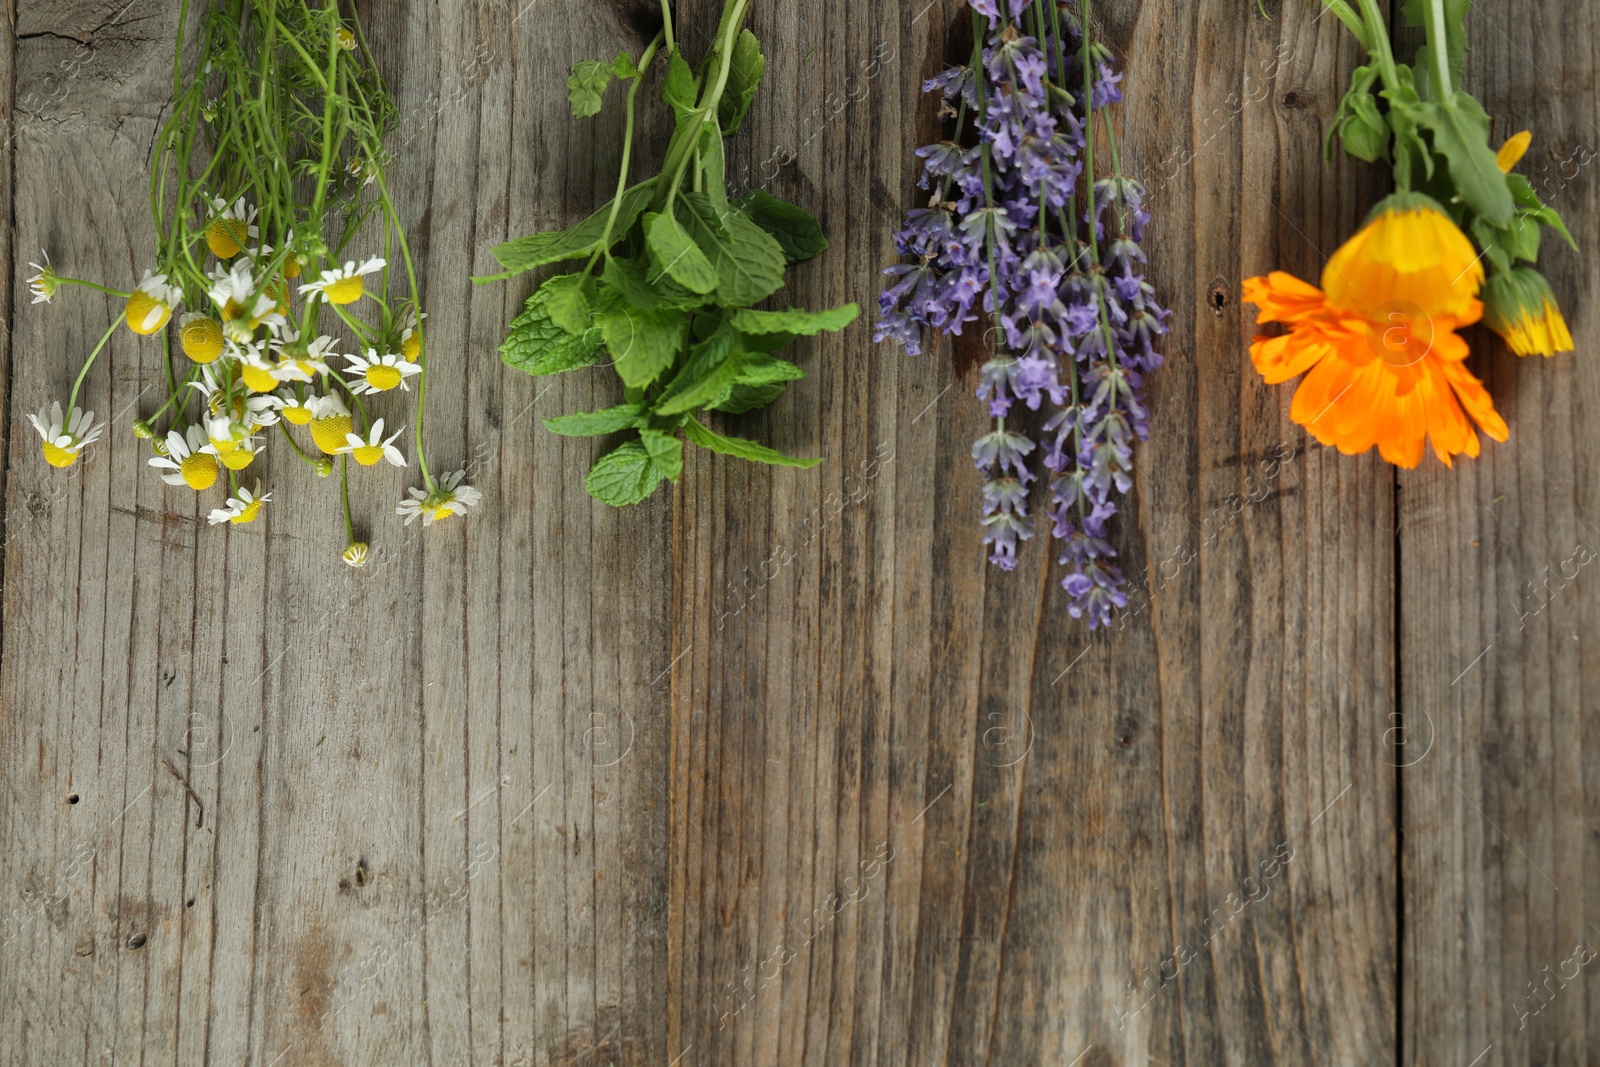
[{"x1": 2, "y1": 1, "x2": 1594, "y2": 1063}]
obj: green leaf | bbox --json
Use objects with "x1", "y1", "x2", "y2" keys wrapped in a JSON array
[
  {"x1": 639, "y1": 427, "x2": 684, "y2": 481},
  {"x1": 480, "y1": 181, "x2": 654, "y2": 278},
  {"x1": 684, "y1": 416, "x2": 821, "y2": 469},
  {"x1": 731, "y1": 304, "x2": 859, "y2": 336},
  {"x1": 681, "y1": 194, "x2": 787, "y2": 307},
  {"x1": 583, "y1": 440, "x2": 666, "y2": 506},
  {"x1": 612, "y1": 52, "x2": 640, "y2": 79},
  {"x1": 655, "y1": 322, "x2": 746, "y2": 416},
  {"x1": 501, "y1": 288, "x2": 604, "y2": 376},
  {"x1": 644, "y1": 212, "x2": 719, "y2": 294},
  {"x1": 700, "y1": 123, "x2": 729, "y2": 214},
  {"x1": 1508, "y1": 174, "x2": 1578, "y2": 250},
  {"x1": 543, "y1": 274, "x2": 592, "y2": 336},
  {"x1": 568, "y1": 60, "x2": 612, "y2": 119},
  {"x1": 600, "y1": 255, "x2": 707, "y2": 311},
  {"x1": 718, "y1": 28, "x2": 766, "y2": 136},
  {"x1": 709, "y1": 381, "x2": 787, "y2": 414},
  {"x1": 735, "y1": 352, "x2": 805, "y2": 385},
  {"x1": 737, "y1": 190, "x2": 828, "y2": 262},
  {"x1": 543, "y1": 403, "x2": 646, "y2": 437},
  {"x1": 662, "y1": 48, "x2": 700, "y2": 119},
  {"x1": 596, "y1": 300, "x2": 686, "y2": 389},
  {"x1": 1418, "y1": 92, "x2": 1515, "y2": 227}
]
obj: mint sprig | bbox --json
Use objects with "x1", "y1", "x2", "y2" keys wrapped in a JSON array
[{"x1": 479, "y1": 1, "x2": 856, "y2": 507}]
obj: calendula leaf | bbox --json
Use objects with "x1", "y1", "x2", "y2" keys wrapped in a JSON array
[
  {"x1": 1507, "y1": 174, "x2": 1578, "y2": 250},
  {"x1": 684, "y1": 415, "x2": 821, "y2": 469},
  {"x1": 543, "y1": 403, "x2": 646, "y2": 437},
  {"x1": 644, "y1": 211, "x2": 719, "y2": 294},
  {"x1": 731, "y1": 304, "x2": 859, "y2": 336},
  {"x1": 501, "y1": 288, "x2": 604, "y2": 376},
  {"x1": 1418, "y1": 92, "x2": 1515, "y2": 227},
  {"x1": 737, "y1": 190, "x2": 828, "y2": 262},
  {"x1": 718, "y1": 28, "x2": 766, "y2": 135},
  {"x1": 479, "y1": 181, "x2": 653, "y2": 279},
  {"x1": 708, "y1": 381, "x2": 787, "y2": 414},
  {"x1": 543, "y1": 273, "x2": 592, "y2": 336},
  {"x1": 597, "y1": 300, "x2": 686, "y2": 389},
  {"x1": 568, "y1": 60, "x2": 612, "y2": 119},
  {"x1": 639, "y1": 427, "x2": 684, "y2": 480},
  {"x1": 584, "y1": 440, "x2": 666, "y2": 506},
  {"x1": 655, "y1": 322, "x2": 746, "y2": 416}
]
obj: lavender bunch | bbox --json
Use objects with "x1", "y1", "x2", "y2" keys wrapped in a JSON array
[{"x1": 876, "y1": 0, "x2": 1168, "y2": 628}]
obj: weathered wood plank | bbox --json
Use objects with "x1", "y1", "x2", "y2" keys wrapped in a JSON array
[
  {"x1": 1400, "y1": 2, "x2": 1600, "y2": 1064},
  {"x1": 666, "y1": 1, "x2": 1398, "y2": 1064}
]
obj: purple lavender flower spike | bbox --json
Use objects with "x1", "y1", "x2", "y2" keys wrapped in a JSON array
[{"x1": 876, "y1": 0, "x2": 1170, "y2": 627}]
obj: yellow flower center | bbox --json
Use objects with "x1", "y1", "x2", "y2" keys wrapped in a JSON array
[
  {"x1": 401, "y1": 331, "x2": 423, "y2": 361},
  {"x1": 42, "y1": 439, "x2": 78, "y2": 468},
  {"x1": 364, "y1": 364, "x2": 404, "y2": 391},
  {"x1": 231, "y1": 498, "x2": 264, "y2": 524},
  {"x1": 240, "y1": 364, "x2": 280, "y2": 393},
  {"x1": 125, "y1": 291, "x2": 171, "y2": 335},
  {"x1": 209, "y1": 434, "x2": 239, "y2": 455},
  {"x1": 352, "y1": 444, "x2": 387, "y2": 466},
  {"x1": 427, "y1": 498, "x2": 457, "y2": 522},
  {"x1": 180, "y1": 453, "x2": 219, "y2": 490},
  {"x1": 323, "y1": 276, "x2": 365, "y2": 305},
  {"x1": 205, "y1": 218, "x2": 249, "y2": 259},
  {"x1": 336, "y1": 28, "x2": 356, "y2": 50},
  {"x1": 221, "y1": 447, "x2": 257, "y2": 471},
  {"x1": 311, "y1": 414, "x2": 353, "y2": 455},
  {"x1": 283, "y1": 404, "x2": 313, "y2": 425},
  {"x1": 180, "y1": 317, "x2": 225, "y2": 363},
  {"x1": 283, "y1": 257, "x2": 302, "y2": 280},
  {"x1": 268, "y1": 280, "x2": 291, "y2": 316}
]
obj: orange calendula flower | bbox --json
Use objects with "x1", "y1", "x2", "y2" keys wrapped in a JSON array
[
  {"x1": 1244, "y1": 195, "x2": 1508, "y2": 469},
  {"x1": 1496, "y1": 130, "x2": 1532, "y2": 173}
]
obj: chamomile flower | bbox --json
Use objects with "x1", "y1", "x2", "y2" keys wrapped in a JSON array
[
  {"x1": 342, "y1": 542, "x2": 370, "y2": 568},
  {"x1": 125, "y1": 270, "x2": 181, "y2": 335},
  {"x1": 150, "y1": 426, "x2": 220, "y2": 491},
  {"x1": 346, "y1": 156, "x2": 378, "y2": 186},
  {"x1": 209, "y1": 262, "x2": 283, "y2": 342},
  {"x1": 27, "y1": 252, "x2": 58, "y2": 304},
  {"x1": 179, "y1": 312, "x2": 227, "y2": 364},
  {"x1": 232, "y1": 343, "x2": 285, "y2": 394},
  {"x1": 346, "y1": 348, "x2": 421, "y2": 394},
  {"x1": 202, "y1": 413, "x2": 245, "y2": 456},
  {"x1": 215, "y1": 436, "x2": 263, "y2": 471},
  {"x1": 205, "y1": 197, "x2": 259, "y2": 259},
  {"x1": 279, "y1": 395, "x2": 316, "y2": 426},
  {"x1": 336, "y1": 27, "x2": 357, "y2": 51},
  {"x1": 308, "y1": 393, "x2": 353, "y2": 455},
  {"x1": 299, "y1": 257, "x2": 384, "y2": 305},
  {"x1": 207, "y1": 485, "x2": 271, "y2": 526},
  {"x1": 273, "y1": 333, "x2": 336, "y2": 382},
  {"x1": 398, "y1": 307, "x2": 427, "y2": 361},
  {"x1": 27, "y1": 402, "x2": 102, "y2": 468},
  {"x1": 397, "y1": 469, "x2": 483, "y2": 526},
  {"x1": 340, "y1": 418, "x2": 407, "y2": 467}
]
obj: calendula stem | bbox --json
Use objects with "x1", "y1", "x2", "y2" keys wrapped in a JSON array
[
  {"x1": 1423, "y1": 0, "x2": 1454, "y2": 98},
  {"x1": 1352, "y1": 0, "x2": 1402, "y2": 93},
  {"x1": 1318, "y1": 0, "x2": 1370, "y2": 49}
]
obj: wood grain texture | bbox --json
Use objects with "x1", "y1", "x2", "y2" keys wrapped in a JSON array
[
  {"x1": 0, "y1": 0, "x2": 1593, "y2": 1065},
  {"x1": 1399, "y1": 2, "x2": 1600, "y2": 1065}
]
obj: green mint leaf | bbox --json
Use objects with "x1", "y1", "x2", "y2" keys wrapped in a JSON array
[
  {"x1": 662, "y1": 49, "x2": 700, "y2": 119},
  {"x1": 719, "y1": 28, "x2": 766, "y2": 135},
  {"x1": 644, "y1": 211, "x2": 719, "y2": 294},
  {"x1": 737, "y1": 190, "x2": 828, "y2": 262},
  {"x1": 568, "y1": 60, "x2": 612, "y2": 119},
  {"x1": 543, "y1": 274, "x2": 593, "y2": 336},
  {"x1": 655, "y1": 322, "x2": 746, "y2": 416},
  {"x1": 612, "y1": 52, "x2": 640, "y2": 79},
  {"x1": 684, "y1": 415, "x2": 821, "y2": 469},
  {"x1": 639, "y1": 427, "x2": 684, "y2": 480},
  {"x1": 1419, "y1": 92, "x2": 1514, "y2": 227},
  {"x1": 731, "y1": 303, "x2": 859, "y2": 336},
  {"x1": 700, "y1": 123, "x2": 729, "y2": 214},
  {"x1": 584, "y1": 440, "x2": 666, "y2": 507},
  {"x1": 544, "y1": 403, "x2": 646, "y2": 437},
  {"x1": 708, "y1": 381, "x2": 787, "y2": 414},
  {"x1": 501, "y1": 288, "x2": 604, "y2": 376},
  {"x1": 734, "y1": 352, "x2": 804, "y2": 385},
  {"x1": 596, "y1": 299, "x2": 686, "y2": 389},
  {"x1": 601, "y1": 255, "x2": 707, "y2": 310},
  {"x1": 481, "y1": 181, "x2": 654, "y2": 278},
  {"x1": 680, "y1": 194, "x2": 786, "y2": 307}
]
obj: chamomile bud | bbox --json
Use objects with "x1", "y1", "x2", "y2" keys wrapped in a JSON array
[
  {"x1": 314, "y1": 457, "x2": 334, "y2": 478},
  {"x1": 342, "y1": 542, "x2": 370, "y2": 568},
  {"x1": 336, "y1": 27, "x2": 357, "y2": 51},
  {"x1": 132, "y1": 419, "x2": 155, "y2": 440}
]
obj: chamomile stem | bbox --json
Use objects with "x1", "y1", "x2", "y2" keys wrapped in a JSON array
[
  {"x1": 66, "y1": 319, "x2": 122, "y2": 413},
  {"x1": 58, "y1": 277, "x2": 130, "y2": 298},
  {"x1": 340, "y1": 455, "x2": 355, "y2": 542},
  {"x1": 278, "y1": 421, "x2": 320, "y2": 466}
]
